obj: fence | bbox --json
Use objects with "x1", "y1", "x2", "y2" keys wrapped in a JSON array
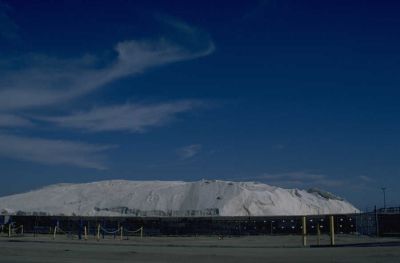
[
  {"x1": 0, "y1": 209, "x2": 398, "y2": 239},
  {"x1": 0, "y1": 214, "x2": 357, "y2": 237}
]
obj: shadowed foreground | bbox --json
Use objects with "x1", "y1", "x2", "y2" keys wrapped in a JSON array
[{"x1": 0, "y1": 235, "x2": 400, "y2": 263}]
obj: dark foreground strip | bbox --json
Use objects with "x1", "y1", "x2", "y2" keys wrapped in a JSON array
[
  {"x1": 311, "y1": 241, "x2": 400, "y2": 248},
  {"x1": 4, "y1": 238, "x2": 400, "y2": 249},
  {"x1": 1, "y1": 238, "x2": 301, "y2": 249}
]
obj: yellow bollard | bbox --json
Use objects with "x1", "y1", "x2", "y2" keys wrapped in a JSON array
[
  {"x1": 53, "y1": 226, "x2": 57, "y2": 240},
  {"x1": 84, "y1": 226, "x2": 88, "y2": 241},
  {"x1": 302, "y1": 216, "x2": 307, "y2": 247},
  {"x1": 329, "y1": 215, "x2": 335, "y2": 246}
]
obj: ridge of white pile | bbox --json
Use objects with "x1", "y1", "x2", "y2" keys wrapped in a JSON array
[{"x1": 0, "y1": 180, "x2": 359, "y2": 216}]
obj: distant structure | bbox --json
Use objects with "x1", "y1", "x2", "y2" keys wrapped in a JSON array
[{"x1": 381, "y1": 187, "x2": 387, "y2": 209}]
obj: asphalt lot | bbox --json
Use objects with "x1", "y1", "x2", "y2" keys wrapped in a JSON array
[{"x1": 0, "y1": 235, "x2": 399, "y2": 263}]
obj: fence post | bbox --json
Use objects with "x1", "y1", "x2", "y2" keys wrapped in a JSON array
[
  {"x1": 8, "y1": 224, "x2": 11, "y2": 238},
  {"x1": 302, "y1": 216, "x2": 307, "y2": 247},
  {"x1": 84, "y1": 226, "x2": 88, "y2": 240},
  {"x1": 317, "y1": 223, "x2": 321, "y2": 246},
  {"x1": 53, "y1": 226, "x2": 57, "y2": 240},
  {"x1": 120, "y1": 226, "x2": 123, "y2": 240},
  {"x1": 329, "y1": 215, "x2": 335, "y2": 246},
  {"x1": 21, "y1": 225, "x2": 24, "y2": 236},
  {"x1": 97, "y1": 224, "x2": 100, "y2": 241},
  {"x1": 270, "y1": 221, "x2": 273, "y2": 235},
  {"x1": 78, "y1": 220, "x2": 82, "y2": 240},
  {"x1": 141, "y1": 227, "x2": 143, "y2": 238},
  {"x1": 375, "y1": 206, "x2": 379, "y2": 237}
]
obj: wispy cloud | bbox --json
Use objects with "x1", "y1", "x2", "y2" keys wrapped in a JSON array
[
  {"x1": 0, "y1": 3, "x2": 19, "y2": 41},
  {"x1": 241, "y1": 0, "x2": 274, "y2": 22},
  {"x1": 0, "y1": 18, "x2": 215, "y2": 169},
  {"x1": 261, "y1": 172, "x2": 326, "y2": 181},
  {"x1": 272, "y1": 144, "x2": 286, "y2": 150},
  {"x1": 234, "y1": 172, "x2": 346, "y2": 189},
  {"x1": 38, "y1": 101, "x2": 203, "y2": 133},
  {"x1": 0, "y1": 133, "x2": 113, "y2": 169},
  {"x1": 177, "y1": 144, "x2": 202, "y2": 160},
  {"x1": 0, "y1": 114, "x2": 33, "y2": 127},
  {"x1": 359, "y1": 175, "x2": 374, "y2": 183},
  {"x1": 231, "y1": 171, "x2": 379, "y2": 193},
  {"x1": 0, "y1": 21, "x2": 214, "y2": 111}
]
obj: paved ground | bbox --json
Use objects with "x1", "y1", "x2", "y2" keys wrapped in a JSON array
[{"x1": 0, "y1": 235, "x2": 400, "y2": 262}]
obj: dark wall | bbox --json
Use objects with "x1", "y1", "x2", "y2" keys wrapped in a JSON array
[
  {"x1": 1, "y1": 214, "x2": 359, "y2": 236},
  {"x1": 378, "y1": 214, "x2": 400, "y2": 237}
]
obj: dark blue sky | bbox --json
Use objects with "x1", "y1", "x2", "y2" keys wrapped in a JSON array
[{"x1": 0, "y1": 0, "x2": 399, "y2": 209}]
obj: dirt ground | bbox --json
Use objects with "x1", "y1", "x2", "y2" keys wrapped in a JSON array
[{"x1": 0, "y1": 235, "x2": 399, "y2": 263}]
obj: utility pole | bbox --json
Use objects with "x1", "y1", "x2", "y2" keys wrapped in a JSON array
[{"x1": 381, "y1": 187, "x2": 387, "y2": 210}]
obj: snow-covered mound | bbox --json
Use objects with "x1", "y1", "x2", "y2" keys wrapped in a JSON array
[{"x1": 0, "y1": 180, "x2": 358, "y2": 216}]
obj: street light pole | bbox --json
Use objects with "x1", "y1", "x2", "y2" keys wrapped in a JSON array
[{"x1": 381, "y1": 187, "x2": 386, "y2": 210}]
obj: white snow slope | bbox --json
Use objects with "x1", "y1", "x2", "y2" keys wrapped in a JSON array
[{"x1": 0, "y1": 180, "x2": 358, "y2": 216}]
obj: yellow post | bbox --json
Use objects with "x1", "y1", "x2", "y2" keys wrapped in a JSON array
[
  {"x1": 53, "y1": 226, "x2": 57, "y2": 240},
  {"x1": 329, "y1": 215, "x2": 335, "y2": 246},
  {"x1": 8, "y1": 224, "x2": 11, "y2": 238},
  {"x1": 120, "y1": 226, "x2": 123, "y2": 240},
  {"x1": 97, "y1": 224, "x2": 100, "y2": 241},
  {"x1": 317, "y1": 223, "x2": 321, "y2": 246},
  {"x1": 302, "y1": 216, "x2": 307, "y2": 247},
  {"x1": 84, "y1": 226, "x2": 88, "y2": 241}
]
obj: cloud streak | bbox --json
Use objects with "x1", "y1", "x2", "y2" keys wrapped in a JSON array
[
  {"x1": 235, "y1": 172, "x2": 346, "y2": 189},
  {"x1": 0, "y1": 22, "x2": 214, "y2": 111},
  {"x1": 232, "y1": 171, "x2": 378, "y2": 194},
  {"x1": 0, "y1": 134, "x2": 113, "y2": 169},
  {"x1": 0, "y1": 18, "x2": 215, "y2": 169},
  {"x1": 0, "y1": 3, "x2": 19, "y2": 41},
  {"x1": 0, "y1": 114, "x2": 33, "y2": 128},
  {"x1": 177, "y1": 144, "x2": 202, "y2": 160},
  {"x1": 38, "y1": 101, "x2": 203, "y2": 133}
]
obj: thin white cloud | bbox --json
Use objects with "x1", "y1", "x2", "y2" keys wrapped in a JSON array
[
  {"x1": 241, "y1": 0, "x2": 273, "y2": 22},
  {"x1": 0, "y1": 21, "x2": 214, "y2": 111},
  {"x1": 359, "y1": 175, "x2": 374, "y2": 182},
  {"x1": 235, "y1": 172, "x2": 345, "y2": 189},
  {"x1": 37, "y1": 101, "x2": 202, "y2": 132},
  {"x1": 0, "y1": 114, "x2": 33, "y2": 127},
  {"x1": 177, "y1": 144, "x2": 202, "y2": 160},
  {"x1": 0, "y1": 18, "x2": 215, "y2": 169},
  {"x1": 261, "y1": 172, "x2": 326, "y2": 181},
  {"x1": 0, "y1": 3, "x2": 19, "y2": 41},
  {"x1": 0, "y1": 134, "x2": 113, "y2": 170}
]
